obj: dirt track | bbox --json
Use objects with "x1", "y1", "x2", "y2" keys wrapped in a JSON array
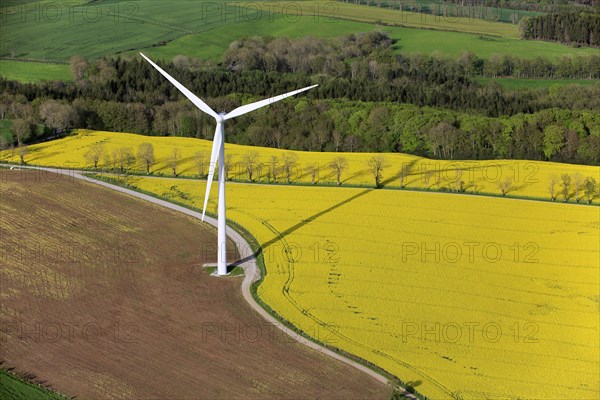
[{"x1": 0, "y1": 170, "x2": 391, "y2": 399}]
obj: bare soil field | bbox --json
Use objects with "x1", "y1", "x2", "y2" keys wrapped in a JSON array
[{"x1": 0, "y1": 169, "x2": 390, "y2": 399}]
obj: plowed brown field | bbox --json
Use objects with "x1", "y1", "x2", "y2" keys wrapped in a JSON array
[{"x1": 0, "y1": 170, "x2": 390, "y2": 399}]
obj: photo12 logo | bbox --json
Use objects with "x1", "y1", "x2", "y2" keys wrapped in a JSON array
[
  {"x1": 400, "y1": 321, "x2": 539, "y2": 344},
  {"x1": 199, "y1": 1, "x2": 340, "y2": 23},
  {"x1": 400, "y1": 241, "x2": 540, "y2": 264},
  {"x1": 1, "y1": 321, "x2": 139, "y2": 343},
  {"x1": 2, "y1": 1, "x2": 142, "y2": 24}
]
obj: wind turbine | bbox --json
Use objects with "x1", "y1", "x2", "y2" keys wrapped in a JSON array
[{"x1": 140, "y1": 53, "x2": 317, "y2": 276}]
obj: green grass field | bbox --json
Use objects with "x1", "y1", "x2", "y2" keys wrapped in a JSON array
[
  {"x1": 0, "y1": 371, "x2": 65, "y2": 400},
  {"x1": 0, "y1": 61, "x2": 72, "y2": 82},
  {"x1": 135, "y1": 13, "x2": 600, "y2": 63},
  {"x1": 245, "y1": 1, "x2": 520, "y2": 37},
  {"x1": 0, "y1": 0, "x2": 254, "y2": 61},
  {"x1": 1, "y1": 0, "x2": 595, "y2": 70},
  {"x1": 476, "y1": 77, "x2": 600, "y2": 90}
]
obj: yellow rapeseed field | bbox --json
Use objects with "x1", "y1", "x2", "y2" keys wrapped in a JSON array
[
  {"x1": 2, "y1": 130, "x2": 599, "y2": 398},
  {"x1": 2, "y1": 129, "x2": 599, "y2": 203},
  {"x1": 123, "y1": 176, "x2": 599, "y2": 400}
]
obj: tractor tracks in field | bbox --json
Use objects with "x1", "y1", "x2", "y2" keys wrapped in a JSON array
[{"x1": 228, "y1": 207, "x2": 453, "y2": 399}]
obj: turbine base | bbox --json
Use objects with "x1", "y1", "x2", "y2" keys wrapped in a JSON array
[{"x1": 202, "y1": 262, "x2": 239, "y2": 276}]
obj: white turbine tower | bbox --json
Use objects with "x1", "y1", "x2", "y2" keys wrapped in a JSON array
[{"x1": 141, "y1": 53, "x2": 317, "y2": 276}]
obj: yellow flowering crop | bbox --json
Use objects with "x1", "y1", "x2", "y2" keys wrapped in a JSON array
[
  {"x1": 3, "y1": 130, "x2": 599, "y2": 398},
  {"x1": 127, "y1": 176, "x2": 599, "y2": 399},
  {"x1": 2, "y1": 129, "x2": 599, "y2": 203}
]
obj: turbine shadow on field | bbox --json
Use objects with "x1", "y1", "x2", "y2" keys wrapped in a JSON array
[
  {"x1": 229, "y1": 189, "x2": 374, "y2": 269},
  {"x1": 264, "y1": 188, "x2": 373, "y2": 247}
]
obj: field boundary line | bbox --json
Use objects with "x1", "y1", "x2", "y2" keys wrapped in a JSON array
[{"x1": 2, "y1": 164, "x2": 411, "y2": 397}]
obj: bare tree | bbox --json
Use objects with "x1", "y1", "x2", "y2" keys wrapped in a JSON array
[
  {"x1": 103, "y1": 154, "x2": 111, "y2": 171},
  {"x1": 573, "y1": 173, "x2": 584, "y2": 203},
  {"x1": 560, "y1": 174, "x2": 571, "y2": 202},
  {"x1": 168, "y1": 148, "x2": 181, "y2": 177},
  {"x1": 173, "y1": 55, "x2": 191, "y2": 69},
  {"x1": 269, "y1": 156, "x2": 279, "y2": 183},
  {"x1": 306, "y1": 163, "x2": 319, "y2": 185},
  {"x1": 194, "y1": 151, "x2": 206, "y2": 177},
  {"x1": 584, "y1": 177, "x2": 597, "y2": 204},
  {"x1": 84, "y1": 143, "x2": 105, "y2": 169},
  {"x1": 137, "y1": 143, "x2": 155, "y2": 174},
  {"x1": 367, "y1": 155, "x2": 385, "y2": 187},
  {"x1": 344, "y1": 135, "x2": 359, "y2": 152},
  {"x1": 110, "y1": 148, "x2": 119, "y2": 171},
  {"x1": 399, "y1": 162, "x2": 410, "y2": 189},
  {"x1": 272, "y1": 130, "x2": 283, "y2": 149},
  {"x1": 548, "y1": 175, "x2": 558, "y2": 201},
  {"x1": 329, "y1": 156, "x2": 348, "y2": 186},
  {"x1": 332, "y1": 130, "x2": 343, "y2": 152},
  {"x1": 241, "y1": 151, "x2": 260, "y2": 182},
  {"x1": 10, "y1": 119, "x2": 31, "y2": 146},
  {"x1": 282, "y1": 152, "x2": 298, "y2": 183},
  {"x1": 224, "y1": 154, "x2": 234, "y2": 181},
  {"x1": 18, "y1": 144, "x2": 28, "y2": 164},
  {"x1": 256, "y1": 163, "x2": 265, "y2": 182},
  {"x1": 424, "y1": 170, "x2": 435, "y2": 190},
  {"x1": 497, "y1": 177, "x2": 513, "y2": 196},
  {"x1": 39, "y1": 100, "x2": 77, "y2": 133},
  {"x1": 118, "y1": 147, "x2": 134, "y2": 173},
  {"x1": 453, "y1": 168, "x2": 464, "y2": 193},
  {"x1": 70, "y1": 55, "x2": 89, "y2": 81}
]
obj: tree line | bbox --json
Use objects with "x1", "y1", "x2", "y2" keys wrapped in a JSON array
[
  {"x1": 1, "y1": 52, "x2": 600, "y2": 125},
  {"x1": 4, "y1": 94, "x2": 599, "y2": 165},
  {"x1": 547, "y1": 173, "x2": 598, "y2": 203},
  {"x1": 1, "y1": 34, "x2": 599, "y2": 165},
  {"x1": 10, "y1": 140, "x2": 597, "y2": 204},
  {"x1": 338, "y1": 0, "x2": 599, "y2": 20},
  {"x1": 441, "y1": 0, "x2": 599, "y2": 13},
  {"x1": 223, "y1": 35, "x2": 600, "y2": 79},
  {"x1": 520, "y1": 11, "x2": 600, "y2": 47}
]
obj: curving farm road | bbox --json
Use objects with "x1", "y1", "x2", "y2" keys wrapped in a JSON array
[{"x1": 2, "y1": 165, "x2": 417, "y2": 398}]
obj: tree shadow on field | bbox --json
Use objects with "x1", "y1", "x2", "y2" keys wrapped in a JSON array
[
  {"x1": 381, "y1": 159, "x2": 419, "y2": 187},
  {"x1": 230, "y1": 188, "x2": 373, "y2": 268}
]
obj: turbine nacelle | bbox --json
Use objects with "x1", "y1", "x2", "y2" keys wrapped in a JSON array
[{"x1": 140, "y1": 52, "x2": 318, "y2": 275}]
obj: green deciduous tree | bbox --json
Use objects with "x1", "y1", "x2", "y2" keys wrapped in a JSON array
[{"x1": 543, "y1": 125, "x2": 565, "y2": 160}]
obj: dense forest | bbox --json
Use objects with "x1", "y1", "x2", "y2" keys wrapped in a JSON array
[
  {"x1": 441, "y1": 0, "x2": 599, "y2": 13},
  {"x1": 520, "y1": 12, "x2": 600, "y2": 46},
  {"x1": 1, "y1": 33, "x2": 599, "y2": 165},
  {"x1": 338, "y1": 0, "x2": 599, "y2": 22},
  {"x1": 3, "y1": 86, "x2": 599, "y2": 164},
  {"x1": 222, "y1": 35, "x2": 600, "y2": 80}
]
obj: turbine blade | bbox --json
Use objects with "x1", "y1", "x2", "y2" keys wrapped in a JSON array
[
  {"x1": 201, "y1": 124, "x2": 223, "y2": 221},
  {"x1": 140, "y1": 53, "x2": 218, "y2": 120},
  {"x1": 224, "y1": 84, "x2": 318, "y2": 120}
]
